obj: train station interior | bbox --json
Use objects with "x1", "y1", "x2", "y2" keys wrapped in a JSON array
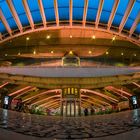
[{"x1": 0, "y1": 0, "x2": 140, "y2": 139}]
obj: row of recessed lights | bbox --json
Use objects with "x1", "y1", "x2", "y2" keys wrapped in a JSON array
[
  {"x1": 105, "y1": 51, "x2": 137, "y2": 56},
  {"x1": 26, "y1": 35, "x2": 51, "y2": 41},
  {"x1": 4, "y1": 51, "x2": 137, "y2": 56},
  {"x1": 25, "y1": 35, "x2": 117, "y2": 40}
]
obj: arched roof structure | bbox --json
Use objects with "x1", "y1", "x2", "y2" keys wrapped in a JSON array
[{"x1": 0, "y1": 0, "x2": 140, "y2": 46}]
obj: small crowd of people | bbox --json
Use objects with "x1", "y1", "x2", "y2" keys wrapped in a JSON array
[{"x1": 84, "y1": 104, "x2": 95, "y2": 116}]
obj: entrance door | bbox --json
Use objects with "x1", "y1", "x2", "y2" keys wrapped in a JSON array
[{"x1": 62, "y1": 100, "x2": 80, "y2": 117}]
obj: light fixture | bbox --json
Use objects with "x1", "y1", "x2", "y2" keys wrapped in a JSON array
[
  {"x1": 134, "y1": 53, "x2": 136, "y2": 56},
  {"x1": 112, "y1": 36, "x2": 116, "y2": 41},
  {"x1": 121, "y1": 52, "x2": 124, "y2": 56},
  {"x1": 51, "y1": 50, "x2": 54, "y2": 54},
  {"x1": 106, "y1": 51, "x2": 109, "y2": 55},
  {"x1": 69, "y1": 51, "x2": 73, "y2": 55},
  {"x1": 33, "y1": 50, "x2": 36, "y2": 55},
  {"x1": 18, "y1": 52, "x2": 21, "y2": 56},
  {"x1": 88, "y1": 51, "x2": 92, "y2": 54},
  {"x1": 26, "y1": 37, "x2": 30, "y2": 41},
  {"x1": 92, "y1": 35, "x2": 96, "y2": 39},
  {"x1": 5, "y1": 54, "x2": 8, "y2": 56},
  {"x1": 46, "y1": 35, "x2": 50, "y2": 39},
  {"x1": 70, "y1": 35, "x2": 72, "y2": 38}
]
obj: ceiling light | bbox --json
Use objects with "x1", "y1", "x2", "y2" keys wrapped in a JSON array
[
  {"x1": 51, "y1": 50, "x2": 54, "y2": 54},
  {"x1": 134, "y1": 53, "x2": 136, "y2": 56},
  {"x1": 121, "y1": 52, "x2": 124, "y2": 56},
  {"x1": 5, "y1": 54, "x2": 8, "y2": 56},
  {"x1": 46, "y1": 35, "x2": 50, "y2": 39},
  {"x1": 92, "y1": 35, "x2": 96, "y2": 39},
  {"x1": 88, "y1": 51, "x2": 92, "y2": 54},
  {"x1": 112, "y1": 36, "x2": 116, "y2": 41},
  {"x1": 69, "y1": 51, "x2": 73, "y2": 55},
  {"x1": 33, "y1": 50, "x2": 36, "y2": 55},
  {"x1": 18, "y1": 52, "x2": 21, "y2": 56},
  {"x1": 26, "y1": 37, "x2": 30, "y2": 41},
  {"x1": 106, "y1": 51, "x2": 109, "y2": 55},
  {"x1": 70, "y1": 35, "x2": 72, "y2": 38}
]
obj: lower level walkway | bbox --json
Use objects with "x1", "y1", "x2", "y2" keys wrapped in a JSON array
[{"x1": 0, "y1": 109, "x2": 140, "y2": 140}]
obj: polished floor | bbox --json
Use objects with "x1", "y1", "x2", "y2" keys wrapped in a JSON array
[{"x1": 0, "y1": 109, "x2": 140, "y2": 140}]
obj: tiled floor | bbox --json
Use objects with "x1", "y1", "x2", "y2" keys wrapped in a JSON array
[{"x1": 0, "y1": 108, "x2": 140, "y2": 140}]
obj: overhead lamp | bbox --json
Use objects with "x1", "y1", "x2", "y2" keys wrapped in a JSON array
[
  {"x1": 18, "y1": 52, "x2": 21, "y2": 56},
  {"x1": 134, "y1": 53, "x2": 136, "y2": 56},
  {"x1": 26, "y1": 37, "x2": 30, "y2": 41},
  {"x1": 69, "y1": 51, "x2": 73, "y2": 55},
  {"x1": 5, "y1": 54, "x2": 8, "y2": 56},
  {"x1": 88, "y1": 51, "x2": 92, "y2": 54},
  {"x1": 121, "y1": 52, "x2": 124, "y2": 56},
  {"x1": 51, "y1": 50, "x2": 54, "y2": 54},
  {"x1": 112, "y1": 36, "x2": 116, "y2": 41},
  {"x1": 46, "y1": 35, "x2": 50, "y2": 39},
  {"x1": 33, "y1": 50, "x2": 36, "y2": 55},
  {"x1": 92, "y1": 35, "x2": 96, "y2": 39},
  {"x1": 106, "y1": 51, "x2": 109, "y2": 55},
  {"x1": 70, "y1": 35, "x2": 72, "y2": 38}
]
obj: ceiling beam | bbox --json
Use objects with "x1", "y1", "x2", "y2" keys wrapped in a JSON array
[
  {"x1": 0, "y1": 82, "x2": 9, "y2": 88},
  {"x1": 119, "y1": 0, "x2": 135, "y2": 33},
  {"x1": 106, "y1": 86, "x2": 132, "y2": 97},
  {"x1": 81, "y1": 94, "x2": 111, "y2": 106},
  {"x1": 14, "y1": 87, "x2": 36, "y2": 99},
  {"x1": 9, "y1": 86, "x2": 32, "y2": 96},
  {"x1": 22, "y1": 0, "x2": 34, "y2": 29},
  {"x1": 39, "y1": 98, "x2": 60, "y2": 107},
  {"x1": 46, "y1": 102, "x2": 60, "y2": 109},
  {"x1": 31, "y1": 94, "x2": 60, "y2": 105},
  {"x1": 81, "y1": 89, "x2": 118, "y2": 103},
  {"x1": 95, "y1": 0, "x2": 104, "y2": 28},
  {"x1": 0, "y1": 9, "x2": 12, "y2": 36},
  {"x1": 23, "y1": 89, "x2": 61, "y2": 102},
  {"x1": 38, "y1": 0, "x2": 47, "y2": 27},
  {"x1": 48, "y1": 103, "x2": 60, "y2": 109},
  {"x1": 82, "y1": 98, "x2": 103, "y2": 107},
  {"x1": 6, "y1": 0, "x2": 23, "y2": 32},
  {"x1": 132, "y1": 82, "x2": 140, "y2": 88},
  {"x1": 82, "y1": 0, "x2": 88, "y2": 27},
  {"x1": 105, "y1": 86, "x2": 129, "y2": 100},
  {"x1": 107, "y1": 0, "x2": 120, "y2": 30},
  {"x1": 54, "y1": 0, "x2": 59, "y2": 26},
  {"x1": 129, "y1": 12, "x2": 140, "y2": 37},
  {"x1": 69, "y1": 0, "x2": 73, "y2": 26}
]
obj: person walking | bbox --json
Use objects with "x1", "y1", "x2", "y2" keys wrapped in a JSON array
[{"x1": 84, "y1": 108, "x2": 88, "y2": 116}]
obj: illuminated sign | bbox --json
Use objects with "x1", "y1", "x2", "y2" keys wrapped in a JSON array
[{"x1": 62, "y1": 88, "x2": 80, "y2": 98}]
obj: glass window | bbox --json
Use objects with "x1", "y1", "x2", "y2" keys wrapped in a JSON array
[
  {"x1": 42, "y1": 0, "x2": 56, "y2": 21},
  {"x1": 86, "y1": 0, "x2": 99, "y2": 21}
]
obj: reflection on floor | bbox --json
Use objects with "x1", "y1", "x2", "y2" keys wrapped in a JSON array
[{"x1": 0, "y1": 109, "x2": 140, "y2": 139}]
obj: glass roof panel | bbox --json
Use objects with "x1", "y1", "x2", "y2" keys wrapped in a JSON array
[
  {"x1": 86, "y1": 0, "x2": 99, "y2": 21},
  {"x1": 58, "y1": 0, "x2": 69, "y2": 20},
  {"x1": 42, "y1": 0, "x2": 55, "y2": 21},
  {"x1": 124, "y1": 18, "x2": 133, "y2": 31},
  {"x1": 112, "y1": 0, "x2": 129, "y2": 26},
  {"x1": 0, "y1": 21, "x2": 6, "y2": 34},
  {"x1": 0, "y1": 1, "x2": 17, "y2": 29},
  {"x1": 73, "y1": 0, "x2": 84, "y2": 20},
  {"x1": 100, "y1": 11, "x2": 111, "y2": 24},
  {"x1": 27, "y1": 0, "x2": 42, "y2": 24},
  {"x1": 124, "y1": 1, "x2": 140, "y2": 31},
  {"x1": 135, "y1": 22, "x2": 140, "y2": 34},
  {"x1": 12, "y1": 0, "x2": 29, "y2": 26},
  {"x1": 100, "y1": 0, "x2": 114, "y2": 24}
]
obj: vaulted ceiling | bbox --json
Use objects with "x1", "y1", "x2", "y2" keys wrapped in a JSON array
[{"x1": 0, "y1": 0, "x2": 140, "y2": 46}]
